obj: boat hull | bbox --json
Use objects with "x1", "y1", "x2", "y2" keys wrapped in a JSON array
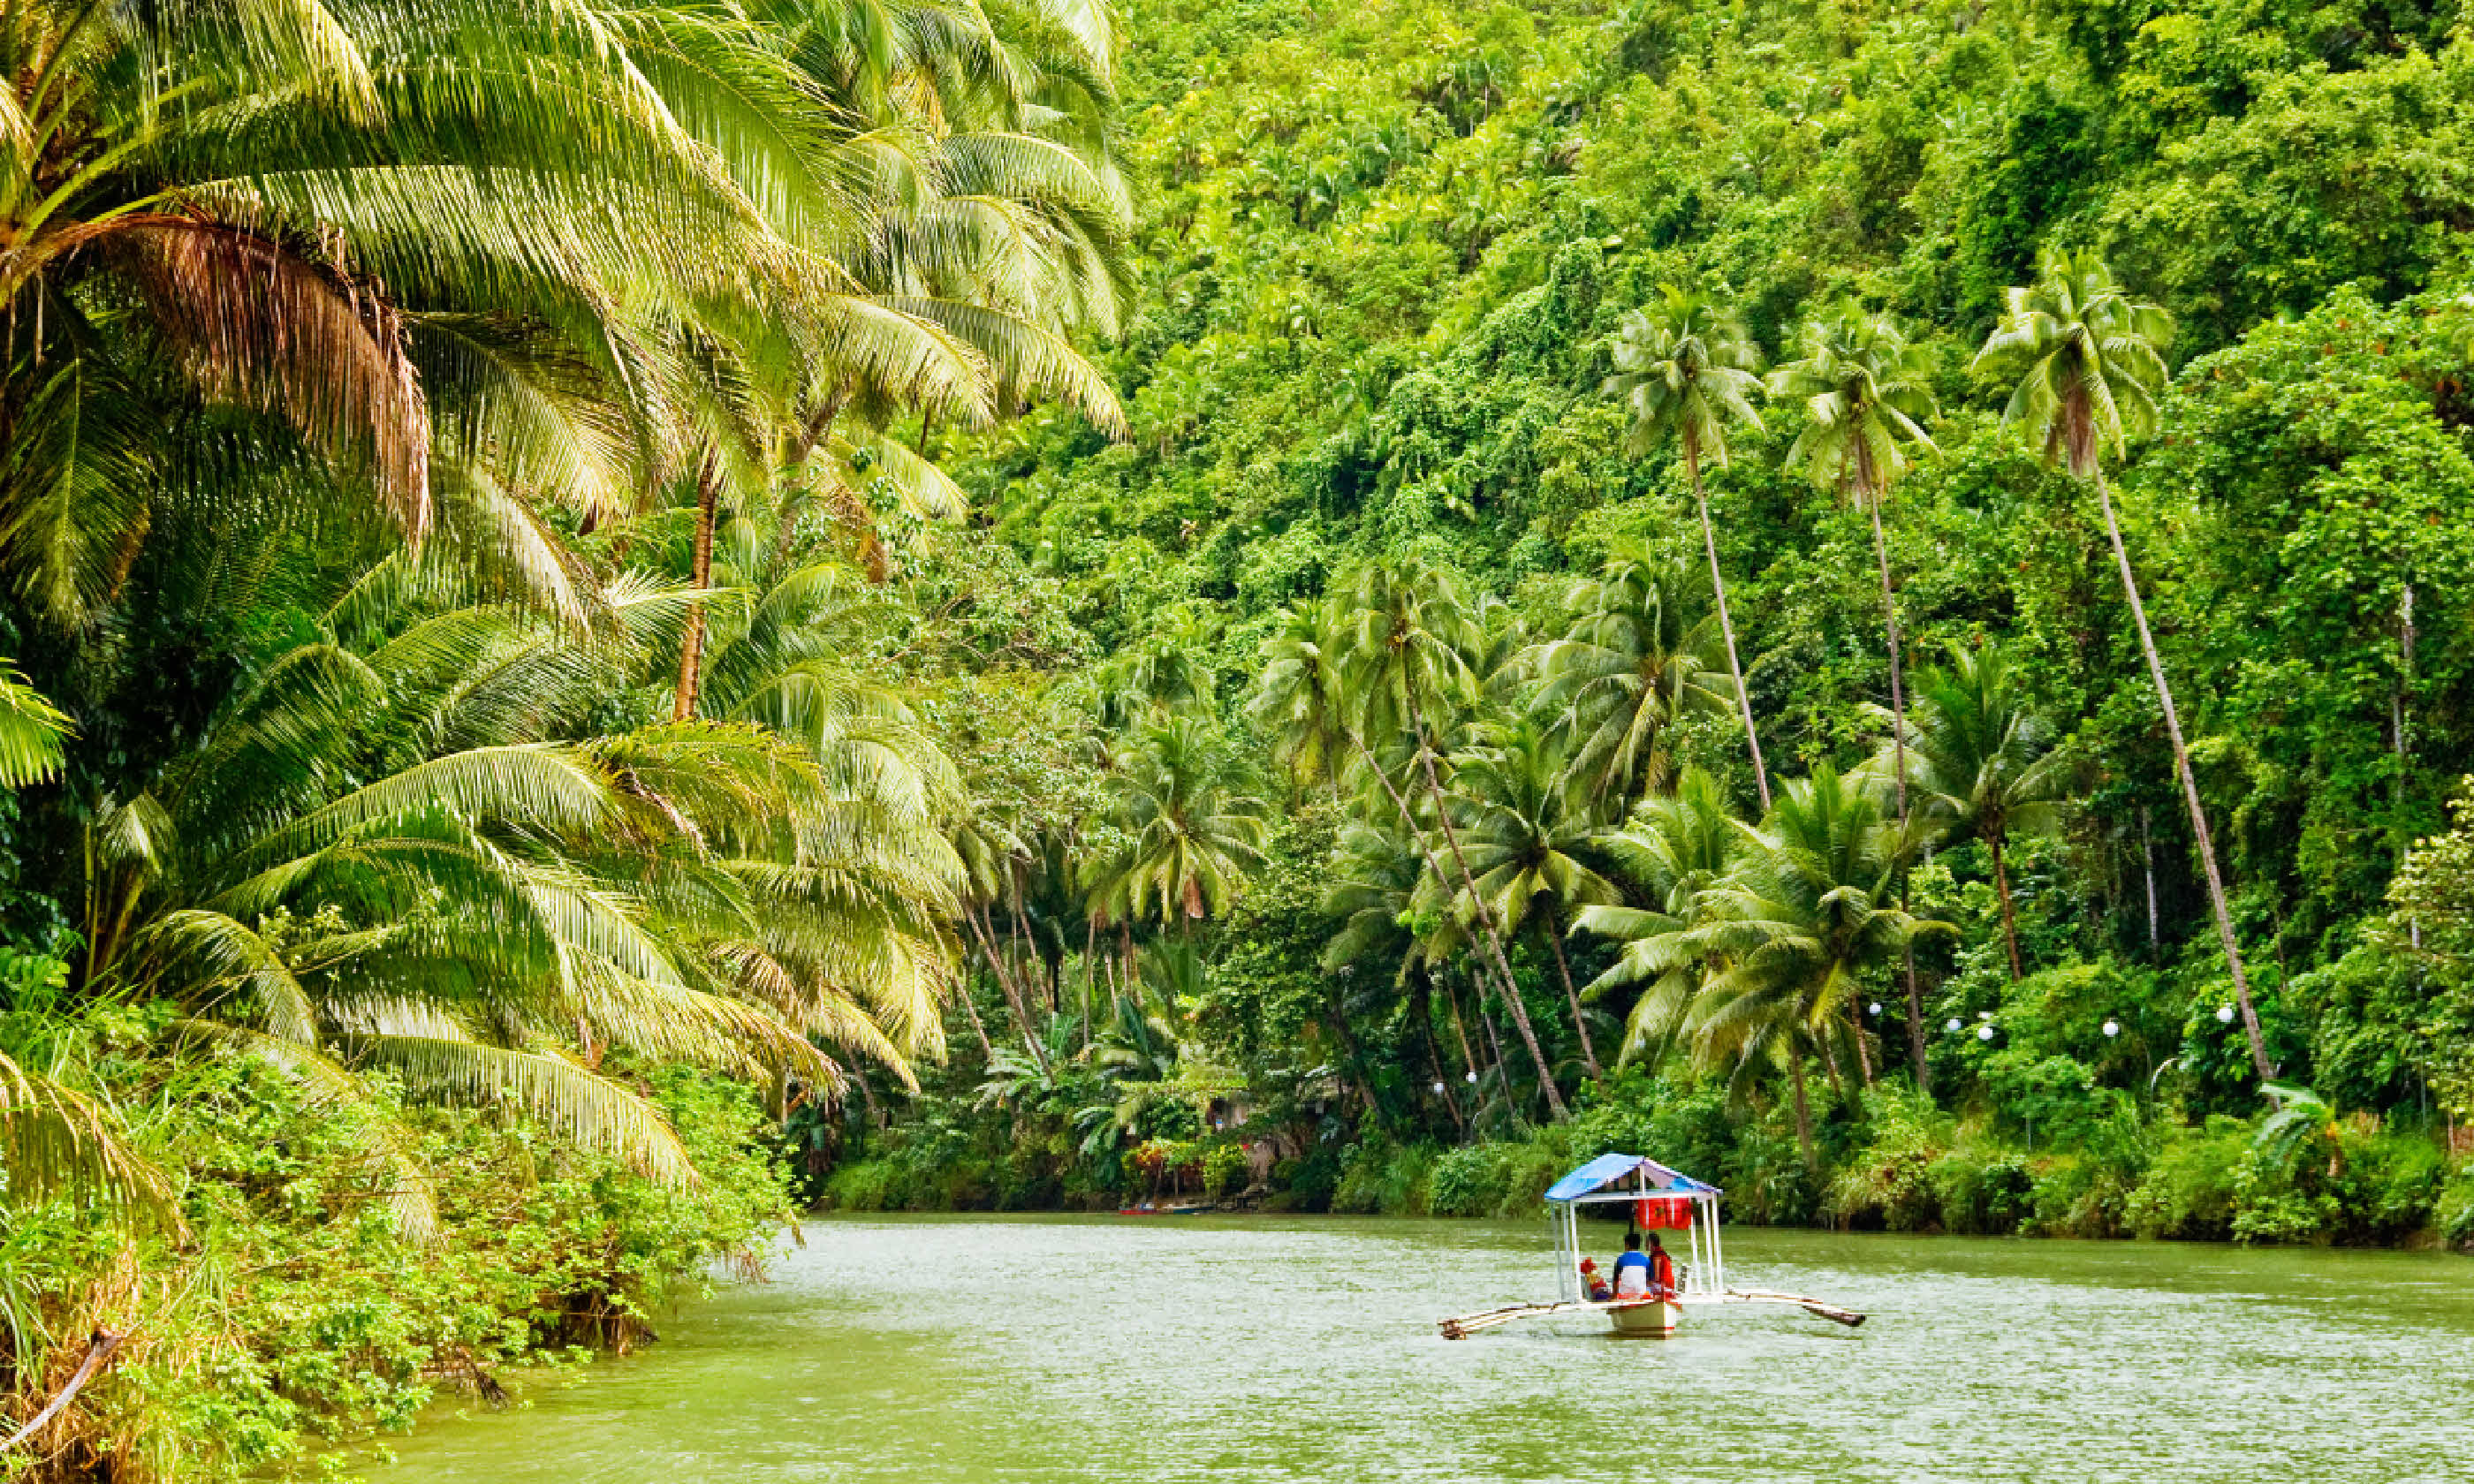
[{"x1": 1605, "y1": 1300, "x2": 1681, "y2": 1336}]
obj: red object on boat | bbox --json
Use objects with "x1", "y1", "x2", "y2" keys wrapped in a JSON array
[{"x1": 1634, "y1": 1196, "x2": 1693, "y2": 1230}]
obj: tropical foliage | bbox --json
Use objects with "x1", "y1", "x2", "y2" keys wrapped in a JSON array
[{"x1": 16, "y1": 0, "x2": 2474, "y2": 1473}]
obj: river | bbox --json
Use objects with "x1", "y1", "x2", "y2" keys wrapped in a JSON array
[{"x1": 359, "y1": 1215, "x2": 2474, "y2": 1482}]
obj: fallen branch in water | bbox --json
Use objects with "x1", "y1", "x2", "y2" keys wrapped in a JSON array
[{"x1": 2, "y1": 1329, "x2": 124, "y2": 1455}]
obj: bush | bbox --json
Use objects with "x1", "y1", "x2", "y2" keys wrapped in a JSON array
[
  {"x1": 2229, "y1": 1152, "x2": 2339, "y2": 1245},
  {"x1": 2127, "y1": 1117, "x2": 2250, "y2": 1239},
  {"x1": 2325, "y1": 1128, "x2": 2448, "y2": 1244},
  {"x1": 2438, "y1": 1162, "x2": 2474, "y2": 1248},
  {"x1": 2026, "y1": 1155, "x2": 2135, "y2": 1238},
  {"x1": 1827, "y1": 1090, "x2": 1950, "y2": 1231},
  {"x1": 1931, "y1": 1150, "x2": 2035, "y2": 1235},
  {"x1": 1428, "y1": 1145, "x2": 1509, "y2": 1216}
]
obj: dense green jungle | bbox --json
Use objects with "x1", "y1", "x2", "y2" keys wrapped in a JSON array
[{"x1": 6, "y1": 0, "x2": 2474, "y2": 1475}]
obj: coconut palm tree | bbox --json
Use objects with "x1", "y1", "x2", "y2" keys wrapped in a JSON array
[
  {"x1": 1685, "y1": 765, "x2": 1943, "y2": 1165},
  {"x1": 1328, "y1": 556, "x2": 1567, "y2": 1118},
  {"x1": 0, "y1": 0, "x2": 1014, "y2": 630},
  {"x1": 1444, "y1": 722, "x2": 1621, "y2": 1077},
  {"x1": 1879, "y1": 641, "x2": 2072, "y2": 981},
  {"x1": 1604, "y1": 286, "x2": 1774, "y2": 806},
  {"x1": 1972, "y1": 247, "x2": 2273, "y2": 1082},
  {"x1": 1769, "y1": 307, "x2": 1940, "y2": 828},
  {"x1": 1574, "y1": 767, "x2": 1744, "y2": 1067},
  {"x1": 47, "y1": 559, "x2": 956, "y2": 1238},
  {"x1": 1083, "y1": 716, "x2": 1267, "y2": 934},
  {"x1": 1250, "y1": 596, "x2": 1355, "y2": 796},
  {"x1": 1526, "y1": 546, "x2": 1733, "y2": 818}
]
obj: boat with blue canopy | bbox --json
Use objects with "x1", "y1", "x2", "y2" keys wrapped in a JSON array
[{"x1": 1437, "y1": 1152, "x2": 1864, "y2": 1339}]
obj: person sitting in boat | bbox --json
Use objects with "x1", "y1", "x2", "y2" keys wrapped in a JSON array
[
  {"x1": 1578, "y1": 1259, "x2": 1612, "y2": 1302},
  {"x1": 1611, "y1": 1232, "x2": 1653, "y2": 1299},
  {"x1": 1647, "y1": 1233, "x2": 1677, "y2": 1298},
  {"x1": 1612, "y1": 1232, "x2": 1679, "y2": 1301}
]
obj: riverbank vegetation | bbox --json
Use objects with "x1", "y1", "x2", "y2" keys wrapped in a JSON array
[
  {"x1": 11, "y1": 0, "x2": 2474, "y2": 1474},
  {"x1": 820, "y1": 0, "x2": 2474, "y2": 1252},
  {"x1": 0, "y1": 0, "x2": 1127, "y2": 1474}
]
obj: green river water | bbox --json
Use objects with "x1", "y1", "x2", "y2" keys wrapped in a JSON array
[{"x1": 359, "y1": 1215, "x2": 2474, "y2": 1483}]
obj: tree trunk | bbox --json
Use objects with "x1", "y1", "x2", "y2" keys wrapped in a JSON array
[
  {"x1": 2091, "y1": 466, "x2": 2273, "y2": 1082},
  {"x1": 1326, "y1": 984, "x2": 1378, "y2": 1123},
  {"x1": 1445, "y1": 980, "x2": 1477, "y2": 1075},
  {"x1": 2139, "y1": 806, "x2": 2160, "y2": 953},
  {"x1": 955, "y1": 980, "x2": 995, "y2": 1063},
  {"x1": 1990, "y1": 831, "x2": 2024, "y2": 980},
  {"x1": 1409, "y1": 971, "x2": 1466, "y2": 1135},
  {"x1": 1543, "y1": 908, "x2": 1601, "y2": 1079},
  {"x1": 672, "y1": 450, "x2": 721, "y2": 722},
  {"x1": 1849, "y1": 999, "x2": 1873, "y2": 1086},
  {"x1": 1687, "y1": 438, "x2": 1770, "y2": 811},
  {"x1": 1349, "y1": 732, "x2": 1565, "y2": 1117},
  {"x1": 1862, "y1": 478, "x2": 1909, "y2": 822},
  {"x1": 968, "y1": 904, "x2": 1045, "y2": 1072},
  {"x1": 1398, "y1": 690, "x2": 1569, "y2": 1119},
  {"x1": 1902, "y1": 949, "x2": 1930, "y2": 1093},
  {"x1": 1789, "y1": 1038, "x2": 1816, "y2": 1169}
]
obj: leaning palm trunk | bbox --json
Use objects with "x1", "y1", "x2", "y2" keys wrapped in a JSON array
[
  {"x1": 1686, "y1": 438, "x2": 1770, "y2": 810},
  {"x1": 1350, "y1": 732, "x2": 1567, "y2": 1118},
  {"x1": 1543, "y1": 911, "x2": 1601, "y2": 1079},
  {"x1": 1398, "y1": 691, "x2": 1571, "y2": 1120},
  {"x1": 968, "y1": 904, "x2": 1047, "y2": 1073},
  {"x1": 2091, "y1": 465, "x2": 2274, "y2": 1080}
]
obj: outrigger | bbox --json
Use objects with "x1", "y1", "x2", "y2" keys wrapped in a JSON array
[{"x1": 1437, "y1": 1152, "x2": 1865, "y2": 1339}]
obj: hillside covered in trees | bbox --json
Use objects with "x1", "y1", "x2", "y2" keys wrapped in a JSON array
[
  {"x1": 843, "y1": 0, "x2": 2474, "y2": 1238},
  {"x1": 9, "y1": 0, "x2": 2474, "y2": 1475}
]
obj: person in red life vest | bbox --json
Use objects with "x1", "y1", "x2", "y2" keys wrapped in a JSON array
[{"x1": 1647, "y1": 1232, "x2": 1677, "y2": 1298}]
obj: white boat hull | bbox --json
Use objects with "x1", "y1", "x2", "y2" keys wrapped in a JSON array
[{"x1": 1605, "y1": 1299, "x2": 1681, "y2": 1336}]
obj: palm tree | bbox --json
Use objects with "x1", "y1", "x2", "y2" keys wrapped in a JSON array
[
  {"x1": 1769, "y1": 307, "x2": 1941, "y2": 827},
  {"x1": 1445, "y1": 722, "x2": 1622, "y2": 1077},
  {"x1": 1972, "y1": 248, "x2": 2273, "y2": 1082},
  {"x1": 1083, "y1": 716, "x2": 1267, "y2": 935},
  {"x1": 1526, "y1": 547, "x2": 1733, "y2": 818},
  {"x1": 1574, "y1": 767, "x2": 1744, "y2": 1068},
  {"x1": 47, "y1": 560, "x2": 955, "y2": 1238},
  {"x1": 1881, "y1": 641, "x2": 2073, "y2": 981},
  {"x1": 1250, "y1": 596, "x2": 1354, "y2": 796},
  {"x1": 1327, "y1": 556, "x2": 1567, "y2": 1118},
  {"x1": 1685, "y1": 765, "x2": 1943, "y2": 1164},
  {"x1": 1604, "y1": 286, "x2": 1774, "y2": 807}
]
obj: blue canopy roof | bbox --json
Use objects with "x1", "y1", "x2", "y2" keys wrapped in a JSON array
[{"x1": 1544, "y1": 1152, "x2": 1721, "y2": 1203}]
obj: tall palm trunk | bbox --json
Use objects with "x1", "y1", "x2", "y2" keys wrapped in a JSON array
[
  {"x1": 1788, "y1": 1037, "x2": 1816, "y2": 1169},
  {"x1": 1348, "y1": 731, "x2": 1566, "y2": 1116},
  {"x1": 1686, "y1": 437, "x2": 1770, "y2": 810},
  {"x1": 1542, "y1": 908, "x2": 1601, "y2": 1078},
  {"x1": 1396, "y1": 688, "x2": 1570, "y2": 1121},
  {"x1": 2091, "y1": 465, "x2": 2273, "y2": 1081},
  {"x1": 672, "y1": 450, "x2": 721, "y2": 721},
  {"x1": 1989, "y1": 831, "x2": 2024, "y2": 980},
  {"x1": 1859, "y1": 471, "x2": 1909, "y2": 822},
  {"x1": 1858, "y1": 457, "x2": 1933, "y2": 1093}
]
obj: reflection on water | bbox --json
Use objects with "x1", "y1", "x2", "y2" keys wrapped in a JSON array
[{"x1": 359, "y1": 1216, "x2": 2474, "y2": 1483}]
